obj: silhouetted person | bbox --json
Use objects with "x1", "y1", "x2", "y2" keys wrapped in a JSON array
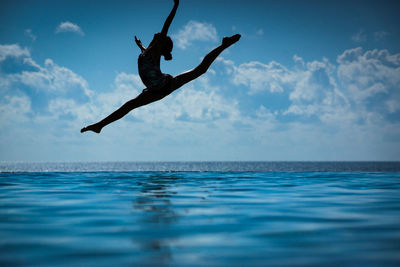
[{"x1": 81, "y1": 0, "x2": 240, "y2": 133}]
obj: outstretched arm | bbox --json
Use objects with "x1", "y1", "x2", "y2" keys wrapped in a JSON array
[
  {"x1": 161, "y1": 0, "x2": 179, "y2": 36},
  {"x1": 134, "y1": 36, "x2": 146, "y2": 52}
]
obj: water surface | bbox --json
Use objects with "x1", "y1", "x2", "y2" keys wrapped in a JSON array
[{"x1": 1, "y1": 162, "x2": 400, "y2": 266}]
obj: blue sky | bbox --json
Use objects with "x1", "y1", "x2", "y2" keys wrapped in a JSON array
[{"x1": 1, "y1": 0, "x2": 400, "y2": 161}]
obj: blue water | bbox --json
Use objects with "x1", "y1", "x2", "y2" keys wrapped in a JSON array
[{"x1": 1, "y1": 162, "x2": 400, "y2": 266}]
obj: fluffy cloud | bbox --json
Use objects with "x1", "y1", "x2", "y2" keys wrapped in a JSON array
[
  {"x1": 55, "y1": 21, "x2": 85, "y2": 36},
  {"x1": 218, "y1": 47, "x2": 400, "y2": 127},
  {"x1": 337, "y1": 47, "x2": 400, "y2": 120},
  {"x1": 0, "y1": 95, "x2": 31, "y2": 124},
  {"x1": 219, "y1": 56, "x2": 348, "y2": 123},
  {"x1": 285, "y1": 57, "x2": 352, "y2": 124},
  {"x1": 173, "y1": 21, "x2": 218, "y2": 49},
  {"x1": 0, "y1": 44, "x2": 92, "y2": 126},
  {"x1": 94, "y1": 73, "x2": 142, "y2": 119},
  {"x1": 231, "y1": 61, "x2": 292, "y2": 94},
  {"x1": 17, "y1": 59, "x2": 91, "y2": 97},
  {"x1": 131, "y1": 85, "x2": 240, "y2": 126},
  {"x1": 0, "y1": 44, "x2": 30, "y2": 61}
]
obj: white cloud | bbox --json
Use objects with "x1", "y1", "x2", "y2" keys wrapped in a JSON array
[
  {"x1": 0, "y1": 43, "x2": 93, "y2": 125},
  {"x1": 95, "y1": 72, "x2": 142, "y2": 117},
  {"x1": 0, "y1": 95, "x2": 31, "y2": 124},
  {"x1": 12, "y1": 58, "x2": 93, "y2": 100},
  {"x1": 281, "y1": 58, "x2": 351, "y2": 123},
  {"x1": 226, "y1": 60, "x2": 292, "y2": 94},
  {"x1": 293, "y1": 54, "x2": 305, "y2": 67},
  {"x1": 290, "y1": 48, "x2": 400, "y2": 124},
  {"x1": 336, "y1": 47, "x2": 400, "y2": 124},
  {"x1": 256, "y1": 29, "x2": 264, "y2": 36},
  {"x1": 166, "y1": 86, "x2": 239, "y2": 122},
  {"x1": 337, "y1": 48, "x2": 400, "y2": 101},
  {"x1": 0, "y1": 44, "x2": 30, "y2": 61},
  {"x1": 55, "y1": 21, "x2": 84, "y2": 36},
  {"x1": 173, "y1": 21, "x2": 218, "y2": 49},
  {"x1": 24, "y1": 29, "x2": 37, "y2": 41},
  {"x1": 219, "y1": 47, "x2": 400, "y2": 127},
  {"x1": 289, "y1": 60, "x2": 336, "y2": 101}
]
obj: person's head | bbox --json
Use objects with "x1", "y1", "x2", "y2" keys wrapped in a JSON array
[{"x1": 161, "y1": 36, "x2": 173, "y2": 61}]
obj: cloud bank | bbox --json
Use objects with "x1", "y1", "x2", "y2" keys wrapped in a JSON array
[{"x1": 1, "y1": 43, "x2": 400, "y2": 161}]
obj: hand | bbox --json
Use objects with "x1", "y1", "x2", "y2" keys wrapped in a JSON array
[{"x1": 134, "y1": 36, "x2": 141, "y2": 45}]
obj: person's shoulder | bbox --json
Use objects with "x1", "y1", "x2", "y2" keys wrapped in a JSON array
[
  {"x1": 148, "y1": 32, "x2": 162, "y2": 47},
  {"x1": 147, "y1": 32, "x2": 165, "y2": 52},
  {"x1": 150, "y1": 32, "x2": 165, "y2": 49}
]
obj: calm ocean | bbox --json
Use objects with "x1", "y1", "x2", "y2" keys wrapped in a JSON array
[{"x1": 1, "y1": 162, "x2": 400, "y2": 266}]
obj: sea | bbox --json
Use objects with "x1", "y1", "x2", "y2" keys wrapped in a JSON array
[{"x1": 1, "y1": 161, "x2": 400, "y2": 266}]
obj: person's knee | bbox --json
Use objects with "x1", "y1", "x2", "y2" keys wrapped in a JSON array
[
  {"x1": 126, "y1": 98, "x2": 137, "y2": 107},
  {"x1": 196, "y1": 65, "x2": 207, "y2": 75},
  {"x1": 122, "y1": 98, "x2": 140, "y2": 111}
]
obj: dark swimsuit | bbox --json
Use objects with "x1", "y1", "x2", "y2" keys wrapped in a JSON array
[{"x1": 138, "y1": 34, "x2": 173, "y2": 95}]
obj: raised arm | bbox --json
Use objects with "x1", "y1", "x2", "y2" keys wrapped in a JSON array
[
  {"x1": 161, "y1": 0, "x2": 179, "y2": 36},
  {"x1": 134, "y1": 36, "x2": 146, "y2": 52}
]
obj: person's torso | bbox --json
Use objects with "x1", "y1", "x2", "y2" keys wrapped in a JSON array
[{"x1": 137, "y1": 33, "x2": 164, "y2": 88}]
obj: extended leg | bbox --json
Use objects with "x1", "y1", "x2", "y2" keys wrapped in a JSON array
[
  {"x1": 80, "y1": 90, "x2": 165, "y2": 133},
  {"x1": 81, "y1": 34, "x2": 241, "y2": 134},
  {"x1": 172, "y1": 34, "x2": 241, "y2": 90}
]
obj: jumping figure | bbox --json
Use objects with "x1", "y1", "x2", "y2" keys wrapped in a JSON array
[{"x1": 81, "y1": 0, "x2": 240, "y2": 133}]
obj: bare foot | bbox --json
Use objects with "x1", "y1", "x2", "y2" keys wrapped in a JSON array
[
  {"x1": 80, "y1": 123, "x2": 102, "y2": 134},
  {"x1": 222, "y1": 34, "x2": 241, "y2": 47}
]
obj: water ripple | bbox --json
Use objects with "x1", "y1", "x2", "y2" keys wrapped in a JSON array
[{"x1": 1, "y1": 171, "x2": 400, "y2": 266}]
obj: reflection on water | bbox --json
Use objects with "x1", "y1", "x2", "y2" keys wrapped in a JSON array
[
  {"x1": 132, "y1": 174, "x2": 181, "y2": 264},
  {"x1": 1, "y1": 171, "x2": 400, "y2": 266}
]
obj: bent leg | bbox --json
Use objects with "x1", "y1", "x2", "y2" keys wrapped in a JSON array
[
  {"x1": 81, "y1": 90, "x2": 166, "y2": 133},
  {"x1": 171, "y1": 34, "x2": 241, "y2": 91}
]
